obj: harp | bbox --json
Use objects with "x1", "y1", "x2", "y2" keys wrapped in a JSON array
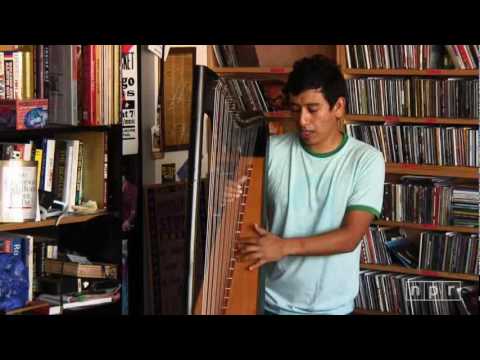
[{"x1": 186, "y1": 66, "x2": 268, "y2": 315}]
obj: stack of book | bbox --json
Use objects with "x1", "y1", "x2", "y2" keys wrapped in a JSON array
[
  {"x1": 0, "y1": 45, "x2": 121, "y2": 127},
  {"x1": 212, "y1": 45, "x2": 259, "y2": 67},
  {"x1": 345, "y1": 45, "x2": 479, "y2": 70},
  {"x1": 0, "y1": 137, "x2": 86, "y2": 212},
  {"x1": 451, "y1": 186, "x2": 479, "y2": 227},
  {"x1": 346, "y1": 124, "x2": 479, "y2": 167},
  {"x1": 445, "y1": 45, "x2": 480, "y2": 70},
  {"x1": 355, "y1": 271, "x2": 474, "y2": 315},
  {"x1": 0, "y1": 45, "x2": 41, "y2": 100},
  {"x1": 361, "y1": 227, "x2": 418, "y2": 268},
  {"x1": 382, "y1": 176, "x2": 455, "y2": 226},
  {"x1": 418, "y1": 232, "x2": 479, "y2": 274},
  {"x1": 345, "y1": 77, "x2": 479, "y2": 119}
]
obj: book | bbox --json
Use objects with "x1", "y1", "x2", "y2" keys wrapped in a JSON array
[
  {"x1": 82, "y1": 45, "x2": 96, "y2": 125},
  {"x1": 48, "y1": 45, "x2": 79, "y2": 126},
  {"x1": 0, "y1": 238, "x2": 12, "y2": 253},
  {"x1": 0, "y1": 52, "x2": 5, "y2": 99},
  {"x1": 4, "y1": 52, "x2": 14, "y2": 99},
  {"x1": 13, "y1": 51, "x2": 23, "y2": 99},
  {"x1": 44, "y1": 258, "x2": 118, "y2": 279},
  {"x1": 0, "y1": 234, "x2": 29, "y2": 311},
  {"x1": 47, "y1": 296, "x2": 113, "y2": 315}
]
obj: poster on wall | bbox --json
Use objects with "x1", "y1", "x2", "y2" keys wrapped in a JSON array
[{"x1": 121, "y1": 45, "x2": 139, "y2": 155}]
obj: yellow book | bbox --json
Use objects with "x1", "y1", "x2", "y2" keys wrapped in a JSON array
[
  {"x1": 22, "y1": 49, "x2": 34, "y2": 99},
  {"x1": 34, "y1": 148, "x2": 43, "y2": 190}
]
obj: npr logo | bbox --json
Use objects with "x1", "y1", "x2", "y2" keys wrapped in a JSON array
[{"x1": 405, "y1": 281, "x2": 463, "y2": 302}]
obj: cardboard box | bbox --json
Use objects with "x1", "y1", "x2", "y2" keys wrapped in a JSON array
[{"x1": 0, "y1": 99, "x2": 48, "y2": 130}]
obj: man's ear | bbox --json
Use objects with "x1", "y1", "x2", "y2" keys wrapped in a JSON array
[{"x1": 333, "y1": 97, "x2": 346, "y2": 117}]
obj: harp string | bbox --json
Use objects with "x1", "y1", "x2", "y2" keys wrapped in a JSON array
[{"x1": 202, "y1": 79, "x2": 261, "y2": 314}]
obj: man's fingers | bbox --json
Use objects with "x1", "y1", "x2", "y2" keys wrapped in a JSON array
[
  {"x1": 239, "y1": 252, "x2": 262, "y2": 262},
  {"x1": 254, "y1": 224, "x2": 268, "y2": 236},
  {"x1": 238, "y1": 175, "x2": 248, "y2": 185},
  {"x1": 236, "y1": 244, "x2": 261, "y2": 255},
  {"x1": 248, "y1": 259, "x2": 265, "y2": 271}
]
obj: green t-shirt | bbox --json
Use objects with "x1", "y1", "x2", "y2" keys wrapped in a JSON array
[{"x1": 264, "y1": 132, "x2": 385, "y2": 315}]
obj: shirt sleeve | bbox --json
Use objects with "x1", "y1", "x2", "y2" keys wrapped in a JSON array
[{"x1": 346, "y1": 150, "x2": 385, "y2": 219}]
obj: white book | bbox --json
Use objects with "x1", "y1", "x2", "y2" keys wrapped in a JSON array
[
  {"x1": 62, "y1": 144, "x2": 74, "y2": 207},
  {"x1": 44, "y1": 139, "x2": 56, "y2": 192},
  {"x1": 48, "y1": 297, "x2": 113, "y2": 315},
  {"x1": 67, "y1": 140, "x2": 80, "y2": 212},
  {"x1": 13, "y1": 51, "x2": 23, "y2": 99},
  {"x1": 23, "y1": 141, "x2": 33, "y2": 161},
  {"x1": 0, "y1": 52, "x2": 5, "y2": 99},
  {"x1": 345, "y1": 45, "x2": 352, "y2": 68}
]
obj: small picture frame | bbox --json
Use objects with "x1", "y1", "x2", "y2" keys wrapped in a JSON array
[{"x1": 160, "y1": 47, "x2": 196, "y2": 151}]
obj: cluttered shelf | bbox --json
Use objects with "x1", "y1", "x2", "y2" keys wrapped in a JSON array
[
  {"x1": 372, "y1": 220, "x2": 478, "y2": 234},
  {"x1": 0, "y1": 211, "x2": 109, "y2": 232},
  {"x1": 385, "y1": 164, "x2": 478, "y2": 178},
  {"x1": 352, "y1": 308, "x2": 400, "y2": 316},
  {"x1": 0, "y1": 125, "x2": 119, "y2": 138},
  {"x1": 360, "y1": 263, "x2": 479, "y2": 281},
  {"x1": 4, "y1": 293, "x2": 120, "y2": 315},
  {"x1": 211, "y1": 66, "x2": 291, "y2": 79},
  {"x1": 342, "y1": 68, "x2": 478, "y2": 77},
  {"x1": 344, "y1": 114, "x2": 479, "y2": 126}
]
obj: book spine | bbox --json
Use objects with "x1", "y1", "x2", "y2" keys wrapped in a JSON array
[
  {"x1": 13, "y1": 51, "x2": 23, "y2": 99},
  {"x1": 71, "y1": 45, "x2": 80, "y2": 126},
  {"x1": 0, "y1": 52, "x2": 5, "y2": 99},
  {"x1": 95, "y1": 45, "x2": 102, "y2": 125},
  {"x1": 82, "y1": 45, "x2": 96, "y2": 125},
  {"x1": 0, "y1": 239, "x2": 13, "y2": 253},
  {"x1": 4, "y1": 52, "x2": 14, "y2": 99},
  {"x1": 22, "y1": 48, "x2": 34, "y2": 99},
  {"x1": 52, "y1": 140, "x2": 67, "y2": 202},
  {"x1": 75, "y1": 142, "x2": 84, "y2": 205},
  {"x1": 43, "y1": 46, "x2": 49, "y2": 98},
  {"x1": 44, "y1": 139, "x2": 56, "y2": 192},
  {"x1": 104, "y1": 132, "x2": 108, "y2": 209},
  {"x1": 68, "y1": 140, "x2": 79, "y2": 211},
  {"x1": 62, "y1": 144, "x2": 73, "y2": 206},
  {"x1": 36, "y1": 45, "x2": 44, "y2": 98},
  {"x1": 34, "y1": 148, "x2": 43, "y2": 190}
]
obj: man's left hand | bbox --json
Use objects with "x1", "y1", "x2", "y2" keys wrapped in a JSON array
[{"x1": 236, "y1": 224, "x2": 286, "y2": 271}]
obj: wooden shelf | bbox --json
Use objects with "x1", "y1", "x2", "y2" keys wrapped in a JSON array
[
  {"x1": 343, "y1": 68, "x2": 478, "y2": 77},
  {"x1": 372, "y1": 220, "x2": 478, "y2": 234},
  {"x1": 344, "y1": 114, "x2": 479, "y2": 126},
  {"x1": 264, "y1": 111, "x2": 292, "y2": 119},
  {"x1": 4, "y1": 301, "x2": 50, "y2": 315},
  {"x1": 353, "y1": 308, "x2": 401, "y2": 316},
  {"x1": 385, "y1": 163, "x2": 478, "y2": 178},
  {"x1": 360, "y1": 263, "x2": 479, "y2": 281},
  {"x1": 0, "y1": 211, "x2": 109, "y2": 232},
  {"x1": 211, "y1": 66, "x2": 291, "y2": 79}
]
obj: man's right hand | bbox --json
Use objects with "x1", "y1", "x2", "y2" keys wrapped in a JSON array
[{"x1": 224, "y1": 175, "x2": 248, "y2": 204}]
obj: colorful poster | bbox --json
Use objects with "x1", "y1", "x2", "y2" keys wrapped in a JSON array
[{"x1": 121, "y1": 45, "x2": 139, "y2": 155}]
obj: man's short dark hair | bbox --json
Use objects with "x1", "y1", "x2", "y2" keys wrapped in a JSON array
[{"x1": 283, "y1": 54, "x2": 347, "y2": 109}]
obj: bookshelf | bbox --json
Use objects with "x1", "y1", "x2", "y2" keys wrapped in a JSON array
[
  {"x1": 337, "y1": 45, "x2": 480, "y2": 315},
  {"x1": 360, "y1": 263, "x2": 478, "y2": 282},
  {"x1": 207, "y1": 45, "x2": 336, "y2": 134},
  {"x1": 0, "y1": 45, "x2": 124, "y2": 316},
  {"x1": 342, "y1": 68, "x2": 478, "y2": 77}
]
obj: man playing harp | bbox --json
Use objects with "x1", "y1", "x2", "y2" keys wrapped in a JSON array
[{"x1": 235, "y1": 55, "x2": 385, "y2": 315}]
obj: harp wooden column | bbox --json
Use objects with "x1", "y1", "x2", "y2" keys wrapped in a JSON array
[{"x1": 193, "y1": 156, "x2": 265, "y2": 315}]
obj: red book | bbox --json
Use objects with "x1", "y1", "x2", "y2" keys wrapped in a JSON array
[
  {"x1": 0, "y1": 239, "x2": 12, "y2": 253},
  {"x1": 82, "y1": 45, "x2": 96, "y2": 125},
  {"x1": 456, "y1": 45, "x2": 473, "y2": 69}
]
